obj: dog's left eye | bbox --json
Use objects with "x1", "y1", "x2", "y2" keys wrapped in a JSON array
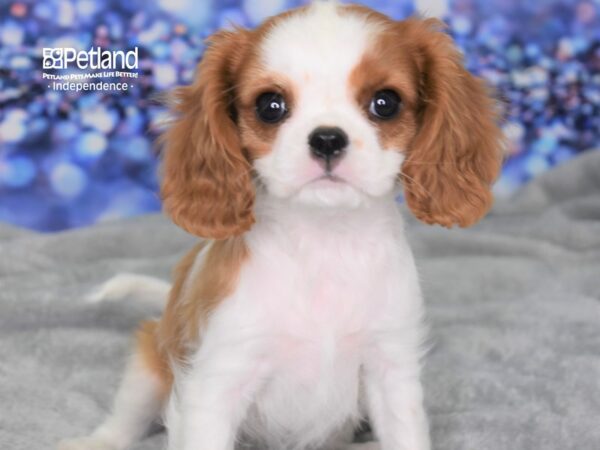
[
  {"x1": 369, "y1": 90, "x2": 401, "y2": 119},
  {"x1": 255, "y1": 92, "x2": 288, "y2": 123}
]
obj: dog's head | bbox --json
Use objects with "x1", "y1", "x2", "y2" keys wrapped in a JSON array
[{"x1": 160, "y1": 2, "x2": 504, "y2": 239}]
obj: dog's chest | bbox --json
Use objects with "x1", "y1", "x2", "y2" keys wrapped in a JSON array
[
  {"x1": 241, "y1": 229, "x2": 395, "y2": 444},
  {"x1": 248, "y1": 339, "x2": 361, "y2": 449},
  {"x1": 249, "y1": 227, "x2": 392, "y2": 336}
]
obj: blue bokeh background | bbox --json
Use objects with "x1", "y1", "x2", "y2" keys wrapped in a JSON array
[{"x1": 0, "y1": 0, "x2": 599, "y2": 231}]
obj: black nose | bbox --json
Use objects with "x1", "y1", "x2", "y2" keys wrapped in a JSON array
[{"x1": 309, "y1": 127, "x2": 348, "y2": 167}]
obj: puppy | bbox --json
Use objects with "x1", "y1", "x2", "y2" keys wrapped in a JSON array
[{"x1": 60, "y1": 2, "x2": 502, "y2": 450}]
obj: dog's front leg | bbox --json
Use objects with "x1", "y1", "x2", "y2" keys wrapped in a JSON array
[
  {"x1": 363, "y1": 332, "x2": 431, "y2": 450},
  {"x1": 166, "y1": 338, "x2": 268, "y2": 450}
]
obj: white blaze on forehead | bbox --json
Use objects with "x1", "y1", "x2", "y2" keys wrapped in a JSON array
[{"x1": 260, "y1": 2, "x2": 379, "y2": 88}]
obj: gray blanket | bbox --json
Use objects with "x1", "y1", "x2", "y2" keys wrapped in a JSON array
[{"x1": 1, "y1": 151, "x2": 599, "y2": 450}]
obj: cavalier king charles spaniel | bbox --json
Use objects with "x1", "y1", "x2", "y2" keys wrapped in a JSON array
[{"x1": 60, "y1": 2, "x2": 503, "y2": 450}]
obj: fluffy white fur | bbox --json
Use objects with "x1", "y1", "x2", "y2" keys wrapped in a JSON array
[{"x1": 60, "y1": 3, "x2": 430, "y2": 450}]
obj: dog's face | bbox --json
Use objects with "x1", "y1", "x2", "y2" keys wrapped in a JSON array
[
  {"x1": 161, "y1": 3, "x2": 503, "y2": 239},
  {"x1": 239, "y1": 5, "x2": 413, "y2": 209}
]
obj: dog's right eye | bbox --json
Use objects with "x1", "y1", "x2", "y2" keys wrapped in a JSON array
[{"x1": 255, "y1": 92, "x2": 288, "y2": 124}]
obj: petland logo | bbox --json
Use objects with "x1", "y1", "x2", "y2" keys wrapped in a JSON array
[
  {"x1": 42, "y1": 47, "x2": 139, "y2": 92},
  {"x1": 43, "y1": 47, "x2": 138, "y2": 70}
]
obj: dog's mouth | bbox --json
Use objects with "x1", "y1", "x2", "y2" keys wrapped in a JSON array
[
  {"x1": 291, "y1": 171, "x2": 362, "y2": 202},
  {"x1": 307, "y1": 172, "x2": 349, "y2": 187},
  {"x1": 290, "y1": 170, "x2": 367, "y2": 208},
  {"x1": 316, "y1": 173, "x2": 346, "y2": 183}
]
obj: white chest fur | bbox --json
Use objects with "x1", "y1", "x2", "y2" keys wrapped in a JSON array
[{"x1": 188, "y1": 195, "x2": 424, "y2": 449}]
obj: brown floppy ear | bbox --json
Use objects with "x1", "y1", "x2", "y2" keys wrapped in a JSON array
[
  {"x1": 400, "y1": 19, "x2": 504, "y2": 228},
  {"x1": 160, "y1": 29, "x2": 254, "y2": 239}
]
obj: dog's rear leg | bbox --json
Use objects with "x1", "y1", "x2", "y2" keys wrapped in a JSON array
[{"x1": 58, "y1": 321, "x2": 168, "y2": 450}]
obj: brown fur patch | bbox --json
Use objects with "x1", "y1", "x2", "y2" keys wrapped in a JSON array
[
  {"x1": 136, "y1": 320, "x2": 172, "y2": 398},
  {"x1": 160, "y1": 30, "x2": 256, "y2": 240},
  {"x1": 236, "y1": 72, "x2": 297, "y2": 158},
  {"x1": 136, "y1": 238, "x2": 249, "y2": 393},
  {"x1": 396, "y1": 19, "x2": 504, "y2": 228},
  {"x1": 348, "y1": 31, "x2": 420, "y2": 153}
]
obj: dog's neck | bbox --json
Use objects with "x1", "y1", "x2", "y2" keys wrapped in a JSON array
[{"x1": 250, "y1": 188, "x2": 404, "y2": 243}]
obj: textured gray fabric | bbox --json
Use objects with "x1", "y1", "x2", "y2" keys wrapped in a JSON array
[{"x1": 1, "y1": 151, "x2": 599, "y2": 450}]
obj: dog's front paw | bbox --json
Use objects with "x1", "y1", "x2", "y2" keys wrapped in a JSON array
[{"x1": 57, "y1": 436, "x2": 119, "y2": 450}]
